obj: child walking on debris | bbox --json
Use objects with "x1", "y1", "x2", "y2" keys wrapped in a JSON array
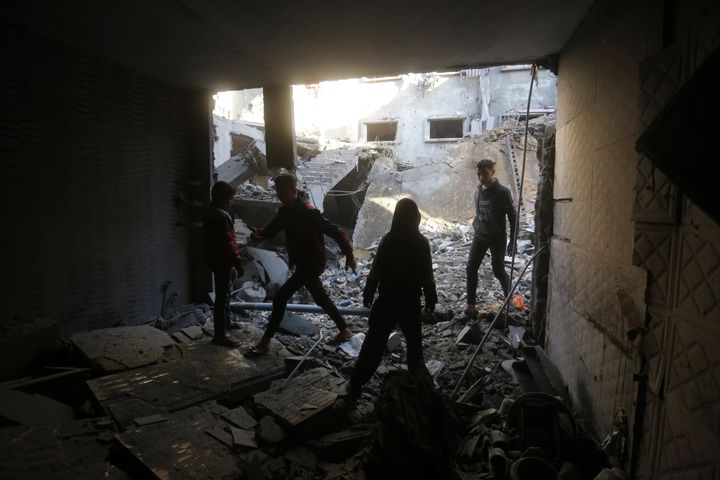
[
  {"x1": 203, "y1": 181, "x2": 245, "y2": 347},
  {"x1": 245, "y1": 173, "x2": 357, "y2": 357},
  {"x1": 346, "y1": 198, "x2": 437, "y2": 396},
  {"x1": 464, "y1": 159, "x2": 517, "y2": 320}
]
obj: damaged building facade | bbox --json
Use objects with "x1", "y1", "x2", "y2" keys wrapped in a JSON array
[
  {"x1": 213, "y1": 68, "x2": 557, "y2": 168},
  {"x1": 1, "y1": 0, "x2": 719, "y2": 478}
]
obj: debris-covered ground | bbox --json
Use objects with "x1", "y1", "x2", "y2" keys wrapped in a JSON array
[{"x1": 0, "y1": 120, "x2": 626, "y2": 480}]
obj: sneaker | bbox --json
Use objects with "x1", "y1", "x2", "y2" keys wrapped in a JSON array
[{"x1": 211, "y1": 336, "x2": 240, "y2": 348}]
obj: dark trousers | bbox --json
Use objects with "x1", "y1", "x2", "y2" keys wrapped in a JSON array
[
  {"x1": 263, "y1": 269, "x2": 347, "y2": 339},
  {"x1": 213, "y1": 268, "x2": 232, "y2": 338},
  {"x1": 466, "y1": 235, "x2": 510, "y2": 304},
  {"x1": 350, "y1": 296, "x2": 424, "y2": 388}
]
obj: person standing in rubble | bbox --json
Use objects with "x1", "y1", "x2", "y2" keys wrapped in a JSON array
[
  {"x1": 346, "y1": 198, "x2": 437, "y2": 396},
  {"x1": 245, "y1": 173, "x2": 356, "y2": 357},
  {"x1": 464, "y1": 158, "x2": 517, "y2": 320},
  {"x1": 203, "y1": 181, "x2": 245, "y2": 347}
]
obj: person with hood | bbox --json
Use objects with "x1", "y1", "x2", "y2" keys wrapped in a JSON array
[{"x1": 347, "y1": 198, "x2": 438, "y2": 395}]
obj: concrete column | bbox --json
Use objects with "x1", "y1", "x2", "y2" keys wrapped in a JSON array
[{"x1": 263, "y1": 85, "x2": 297, "y2": 171}]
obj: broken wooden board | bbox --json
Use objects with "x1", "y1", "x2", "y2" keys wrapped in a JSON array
[
  {"x1": 87, "y1": 327, "x2": 288, "y2": 413},
  {"x1": 254, "y1": 368, "x2": 345, "y2": 440},
  {"x1": 115, "y1": 402, "x2": 242, "y2": 480},
  {"x1": 0, "y1": 388, "x2": 76, "y2": 425},
  {"x1": 0, "y1": 417, "x2": 117, "y2": 480},
  {"x1": 70, "y1": 325, "x2": 176, "y2": 373}
]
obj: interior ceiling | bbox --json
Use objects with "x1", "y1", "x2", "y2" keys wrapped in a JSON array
[{"x1": 4, "y1": 0, "x2": 594, "y2": 90}]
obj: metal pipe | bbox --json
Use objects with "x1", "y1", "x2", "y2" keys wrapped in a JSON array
[
  {"x1": 450, "y1": 245, "x2": 545, "y2": 400},
  {"x1": 230, "y1": 302, "x2": 370, "y2": 316}
]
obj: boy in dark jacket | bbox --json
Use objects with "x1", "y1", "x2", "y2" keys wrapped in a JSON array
[
  {"x1": 245, "y1": 173, "x2": 356, "y2": 356},
  {"x1": 347, "y1": 198, "x2": 437, "y2": 395},
  {"x1": 203, "y1": 181, "x2": 244, "y2": 347},
  {"x1": 464, "y1": 159, "x2": 517, "y2": 319}
]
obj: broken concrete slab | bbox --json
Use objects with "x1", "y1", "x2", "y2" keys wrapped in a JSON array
[
  {"x1": 221, "y1": 405, "x2": 258, "y2": 430},
  {"x1": 115, "y1": 402, "x2": 242, "y2": 480},
  {"x1": 243, "y1": 247, "x2": 291, "y2": 296},
  {"x1": 87, "y1": 323, "x2": 288, "y2": 413},
  {"x1": 0, "y1": 389, "x2": 75, "y2": 425},
  {"x1": 254, "y1": 368, "x2": 345, "y2": 440},
  {"x1": 278, "y1": 312, "x2": 320, "y2": 336},
  {"x1": 70, "y1": 325, "x2": 176, "y2": 374},
  {"x1": 0, "y1": 417, "x2": 117, "y2": 480}
]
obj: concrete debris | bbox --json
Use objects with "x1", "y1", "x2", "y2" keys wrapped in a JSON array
[
  {"x1": 258, "y1": 415, "x2": 287, "y2": 445},
  {"x1": 4, "y1": 118, "x2": 611, "y2": 479},
  {"x1": 385, "y1": 331, "x2": 402, "y2": 351},
  {"x1": 133, "y1": 414, "x2": 167, "y2": 427},
  {"x1": 221, "y1": 405, "x2": 258, "y2": 430},
  {"x1": 338, "y1": 333, "x2": 365, "y2": 357},
  {"x1": 236, "y1": 281, "x2": 267, "y2": 302},
  {"x1": 70, "y1": 325, "x2": 176, "y2": 374},
  {"x1": 230, "y1": 426, "x2": 258, "y2": 448}
]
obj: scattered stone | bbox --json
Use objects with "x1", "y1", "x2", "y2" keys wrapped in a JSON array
[
  {"x1": 386, "y1": 331, "x2": 402, "y2": 351},
  {"x1": 457, "y1": 324, "x2": 482, "y2": 345},
  {"x1": 230, "y1": 426, "x2": 258, "y2": 448},
  {"x1": 221, "y1": 406, "x2": 258, "y2": 430},
  {"x1": 181, "y1": 325, "x2": 204, "y2": 340},
  {"x1": 474, "y1": 408, "x2": 500, "y2": 425},
  {"x1": 133, "y1": 414, "x2": 168, "y2": 427},
  {"x1": 258, "y1": 416, "x2": 287, "y2": 445}
]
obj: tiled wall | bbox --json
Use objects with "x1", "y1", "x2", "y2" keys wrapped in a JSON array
[{"x1": 550, "y1": 0, "x2": 720, "y2": 476}]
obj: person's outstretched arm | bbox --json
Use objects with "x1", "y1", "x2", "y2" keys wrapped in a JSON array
[
  {"x1": 309, "y1": 209, "x2": 356, "y2": 271},
  {"x1": 251, "y1": 208, "x2": 286, "y2": 241}
]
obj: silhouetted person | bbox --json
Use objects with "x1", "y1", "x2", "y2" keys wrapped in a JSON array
[
  {"x1": 464, "y1": 159, "x2": 517, "y2": 320},
  {"x1": 245, "y1": 173, "x2": 356, "y2": 357},
  {"x1": 347, "y1": 198, "x2": 437, "y2": 395},
  {"x1": 203, "y1": 181, "x2": 244, "y2": 347}
]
